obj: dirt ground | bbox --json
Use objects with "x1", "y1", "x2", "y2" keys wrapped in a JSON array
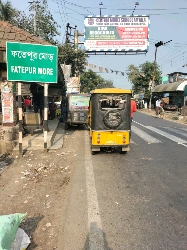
[{"x1": 0, "y1": 132, "x2": 75, "y2": 250}]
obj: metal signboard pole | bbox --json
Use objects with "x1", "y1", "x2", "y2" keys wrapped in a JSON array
[
  {"x1": 18, "y1": 82, "x2": 22, "y2": 156},
  {"x1": 44, "y1": 83, "x2": 48, "y2": 151}
]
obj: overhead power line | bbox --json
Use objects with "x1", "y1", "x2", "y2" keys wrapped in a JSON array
[{"x1": 54, "y1": 0, "x2": 94, "y2": 15}]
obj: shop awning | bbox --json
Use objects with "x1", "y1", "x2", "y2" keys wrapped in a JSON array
[{"x1": 153, "y1": 80, "x2": 187, "y2": 93}]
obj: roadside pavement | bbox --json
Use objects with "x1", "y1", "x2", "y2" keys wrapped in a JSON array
[
  {"x1": 138, "y1": 108, "x2": 187, "y2": 125},
  {"x1": 13, "y1": 118, "x2": 65, "y2": 153}
]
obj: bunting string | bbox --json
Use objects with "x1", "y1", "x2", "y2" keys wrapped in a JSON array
[{"x1": 84, "y1": 63, "x2": 125, "y2": 76}]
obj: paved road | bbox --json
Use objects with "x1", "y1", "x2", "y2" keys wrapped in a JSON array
[{"x1": 57, "y1": 112, "x2": 187, "y2": 250}]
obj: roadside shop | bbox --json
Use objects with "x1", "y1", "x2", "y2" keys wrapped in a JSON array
[{"x1": 153, "y1": 75, "x2": 187, "y2": 110}]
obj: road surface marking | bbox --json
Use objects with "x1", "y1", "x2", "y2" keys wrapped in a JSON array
[
  {"x1": 145, "y1": 126, "x2": 187, "y2": 144},
  {"x1": 131, "y1": 125, "x2": 161, "y2": 143},
  {"x1": 179, "y1": 128, "x2": 187, "y2": 146},
  {"x1": 179, "y1": 128, "x2": 187, "y2": 132},
  {"x1": 85, "y1": 130, "x2": 104, "y2": 250},
  {"x1": 134, "y1": 121, "x2": 187, "y2": 146},
  {"x1": 135, "y1": 122, "x2": 187, "y2": 147},
  {"x1": 163, "y1": 127, "x2": 187, "y2": 137}
]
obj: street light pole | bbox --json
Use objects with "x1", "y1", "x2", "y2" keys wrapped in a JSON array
[
  {"x1": 149, "y1": 46, "x2": 158, "y2": 109},
  {"x1": 149, "y1": 39, "x2": 172, "y2": 110},
  {"x1": 99, "y1": 2, "x2": 103, "y2": 16},
  {"x1": 132, "y1": 2, "x2": 139, "y2": 16}
]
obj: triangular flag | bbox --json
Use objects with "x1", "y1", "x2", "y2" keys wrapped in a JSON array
[
  {"x1": 99, "y1": 67, "x2": 103, "y2": 72},
  {"x1": 105, "y1": 68, "x2": 109, "y2": 73}
]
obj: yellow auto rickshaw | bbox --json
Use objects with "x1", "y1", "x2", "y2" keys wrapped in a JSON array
[{"x1": 89, "y1": 88, "x2": 132, "y2": 154}]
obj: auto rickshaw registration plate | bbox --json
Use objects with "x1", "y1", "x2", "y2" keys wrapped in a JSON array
[{"x1": 106, "y1": 134, "x2": 116, "y2": 144}]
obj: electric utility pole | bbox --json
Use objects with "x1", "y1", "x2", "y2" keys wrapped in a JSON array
[
  {"x1": 74, "y1": 30, "x2": 84, "y2": 51},
  {"x1": 28, "y1": 1, "x2": 38, "y2": 35},
  {"x1": 149, "y1": 39, "x2": 172, "y2": 109},
  {"x1": 99, "y1": 2, "x2": 103, "y2": 16},
  {"x1": 65, "y1": 23, "x2": 77, "y2": 44},
  {"x1": 74, "y1": 29, "x2": 84, "y2": 79}
]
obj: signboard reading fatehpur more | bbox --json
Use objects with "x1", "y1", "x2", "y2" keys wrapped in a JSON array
[
  {"x1": 84, "y1": 15, "x2": 150, "y2": 52},
  {"x1": 6, "y1": 42, "x2": 58, "y2": 83}
]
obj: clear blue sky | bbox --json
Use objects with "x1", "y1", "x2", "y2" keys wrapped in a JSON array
[{"x1": 8, "y1": 0, "x2": 187, "y2": 89}]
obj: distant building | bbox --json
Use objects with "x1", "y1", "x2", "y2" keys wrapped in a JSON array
[{"x1": 153, "y1": 72, "x2": 187, "y2": 110}]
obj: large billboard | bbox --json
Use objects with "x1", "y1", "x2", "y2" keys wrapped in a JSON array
[{"x1": 84, "y1": 15, "x2": 150, "y2": 52}]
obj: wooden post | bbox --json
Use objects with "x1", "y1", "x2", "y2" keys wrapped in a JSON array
[
  {"x1": 18, "y1": 82, "x2": 22, "y2": 156},
  {"x1": 43, "y1": 83, "x2": 48, "y2": 151}
]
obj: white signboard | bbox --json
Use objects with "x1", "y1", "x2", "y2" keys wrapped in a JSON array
[
  {"x1": 84, "y1": 15, "x2": 150, "y2": 52},
  {"x1": 66, "y1": 77, "x2": 80, "y2": 93},
  {"x1": 61, "y1": 64, "x2": 71, "y2": 84}
]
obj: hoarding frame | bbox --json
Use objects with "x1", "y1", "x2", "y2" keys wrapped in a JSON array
[{"x1": 84, "y1": 15, "x2": 150, "y2": 55}]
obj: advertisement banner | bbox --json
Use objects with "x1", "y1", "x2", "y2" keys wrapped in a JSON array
[
  {"x1": 66, "y1": 77, "x2": 80, "y2": 93},
  {"x1": 84, "y1": 15, "x2": 150, "y2": 52},
  {"x1": 1, "y1": 88, "x2": 13, "y2": 123},
  {"x1": 69, "y1": 95, "x2": 90, "y2": 110},
  {"x1": 61, "y1": 64, "x2": 71, "y2": 84}
]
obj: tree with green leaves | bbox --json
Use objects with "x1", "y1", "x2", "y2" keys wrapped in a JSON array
[
  {"x1": 15, "y1": 0, "x2": 60, "y2": 45},
  {"x1": 80, "y1": 69, "x2": 114, "y2": 93},
  {"x1": 0, "y1": 0, "x2": 18, "y2": 22},
  {"x1": 126, "y1": 61, "x2": 162, "y2": 98},
  {"x1": 97, "y1": 79, "x2": 114, "y2": 89},
  {"x1": 0, "y1": 0, "x2": 60, "y2": 45},
  {"x1": 58, "y1": 44, "x2": 87, "y2": 77}
]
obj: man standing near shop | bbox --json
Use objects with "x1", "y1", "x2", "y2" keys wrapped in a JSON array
[{"x1": 155, "y1": 98, "x2": 161, "y2": 116}]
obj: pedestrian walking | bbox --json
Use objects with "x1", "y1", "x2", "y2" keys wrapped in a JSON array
[
  {"x1": 131, "y1": 98, "x2": 137, "y2": 122},
  {"x1": 155, "y1": 98, "x2": 161, "y2": 116}
]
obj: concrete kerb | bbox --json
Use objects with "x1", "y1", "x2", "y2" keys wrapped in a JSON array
[
  {"x1": 48, "y1": 122, "x2": 65, "y2": 150},
  {"x1": 47, "y1": 119, "x2": 60, "y2": 146}
]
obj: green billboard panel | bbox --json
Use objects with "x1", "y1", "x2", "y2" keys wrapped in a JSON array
[{"x1": 6, "y1": 42, "x2": 58, "y2": 83}]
